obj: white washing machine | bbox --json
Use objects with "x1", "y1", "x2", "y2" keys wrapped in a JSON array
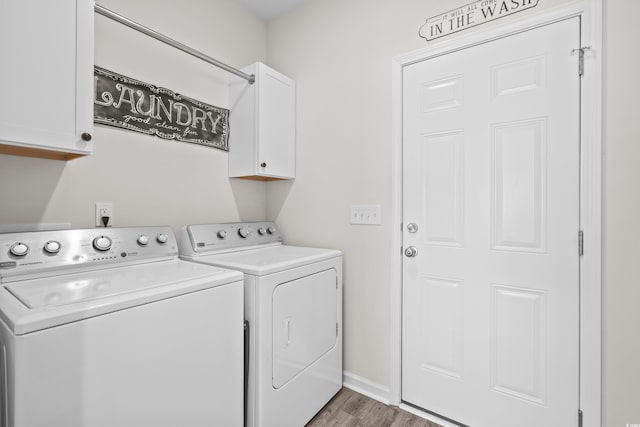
[
  {"x1": 0, "y1": 226, "x2": 245, "y2": 427},
  {"x1": 178, "y1": 222, "x2": 343, "y2": 427}
]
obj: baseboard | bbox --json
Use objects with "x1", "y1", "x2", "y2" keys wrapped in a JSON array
[
  {"x1": 342, "y1": 371, "x2": 462, "y2": 427},
  {"x1": 342, "y1": 371, "x2": 391, "y2": 405}
]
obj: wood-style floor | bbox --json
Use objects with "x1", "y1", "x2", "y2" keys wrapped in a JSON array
[{"x1": 306, "y1": 388, "x2": 443, "y2": 427}]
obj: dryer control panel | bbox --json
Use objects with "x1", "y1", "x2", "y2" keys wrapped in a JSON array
[
  {"x1": 0, "y1": 226, "x2": 178, "y2": 282},
  {"x1": 180, "y1": 222, "x2": 283, "y2": 255}
]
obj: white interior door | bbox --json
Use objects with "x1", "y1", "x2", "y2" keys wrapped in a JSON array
[{"x1": 402, "y1": 18, "x2": 580, "y2": 427}]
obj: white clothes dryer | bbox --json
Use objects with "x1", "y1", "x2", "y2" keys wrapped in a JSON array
[
  {"x1": 0, "y1": 226, "x2": 244, "y2": 427},
  {"x1": 179, "y1": 222, "x2": 343, "y2": 427}
]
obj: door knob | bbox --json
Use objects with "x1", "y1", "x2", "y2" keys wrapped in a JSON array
[
  {"x1": 404, "y1": 246, "x2": 418, "y2": 257},
  {"x1": 407, "y1": 223, "x2": 419, "y2": 233}
]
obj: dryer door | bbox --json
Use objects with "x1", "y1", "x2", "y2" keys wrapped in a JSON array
[{"x1": 272, "y1": 268, "x2": 338, "y2": 388}]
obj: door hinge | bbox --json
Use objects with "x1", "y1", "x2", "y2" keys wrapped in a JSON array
[
  {"x1": 579, "y1": 230, "x2": 584, "y2": 256},
  {"x1": 336, "y1": 322, "x2": 339, "y2": 337},
  {"x1": 571, "y1": 46, "x2": 592, "y2": 77},
  {"x1": 578, "y1": 409, "x2": 583, "y2": 427}
]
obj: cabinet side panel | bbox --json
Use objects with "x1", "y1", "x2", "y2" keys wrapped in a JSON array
[{"x1": 229, "y1": 64, "x2": 258, "y2": 177}]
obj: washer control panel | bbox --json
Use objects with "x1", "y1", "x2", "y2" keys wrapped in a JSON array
[
  {"x1": 180, "y1": 222, "x2": 283, "y2": 255},
  {"x1": 0, "y1": 226, "x2": 178, "y2": 282}
]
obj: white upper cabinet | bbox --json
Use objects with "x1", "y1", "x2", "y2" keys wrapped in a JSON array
[
  {"x1": 229, "y1": 63, "x2": 295, "y2": 180},
  {"x1": 0, "y1": 0, "x2": 94, "y2": 161}
]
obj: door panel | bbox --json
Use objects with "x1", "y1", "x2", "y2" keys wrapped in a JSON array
[
  {"x1": 492, "y1": 119, "x2": 546, "y2": 251},
  {"x1": 422, "y1": 130, "x2": 465, "y2": 246},
  {"x1": 402, "y1": 18, "x2": 580, "y2": 427}
]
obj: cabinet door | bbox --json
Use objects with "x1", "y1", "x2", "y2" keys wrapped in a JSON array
[
  {"x1": 0, "y1": 0, "x2": 94, "y2": 160},
  {"x1": 257, "y1": 64, "x2": 295, "y2": 179}
]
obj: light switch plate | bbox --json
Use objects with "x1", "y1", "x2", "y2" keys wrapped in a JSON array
[{"x1": 351, "y1": 205, "x2": 381, "y2": 225}]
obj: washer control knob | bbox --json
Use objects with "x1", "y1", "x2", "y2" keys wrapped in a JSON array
[
  {"x1": 156, "y1": 234, "x2": 169, "y2": 244},
  {"x1": 137, "y1": 235, "x2": 149, "y2": 245},
  {"x1": 238, "y1": 227, "x2": 251, "y2": 238},
  {"x1": 43, "y1": 241, "x2": 61, "y2": 254},
  {"x1": 93, "y1": 236, "x2": 112, "y2": 252},
  {"x1": 217, "y1": 230, "x2": 228, "y2": 239},
  {"x1": 257, "y1": 227, "x2": 267, "y2": 236},
  {"x1": 10, "y1": 242, "x2": 29, "y2": 257},
  {"x1": 267, "y1": 226, "x2": 276, "y2": 235}
]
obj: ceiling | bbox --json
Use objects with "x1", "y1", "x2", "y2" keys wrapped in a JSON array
[{"x1": 237, "y1": 0, "x2": 309, "y2": 20}]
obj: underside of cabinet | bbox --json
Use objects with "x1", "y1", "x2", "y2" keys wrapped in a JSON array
[
  {"x1": 230, "y1": 175, "x2": 290, "y2": 181},
  {"x1": 0, "y1": 144, "x2": 88, "y2": 161}
]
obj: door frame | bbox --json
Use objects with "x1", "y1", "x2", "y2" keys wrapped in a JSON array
[{"x1": 389, "y1": 1, "x2": 602, "y2": 426}]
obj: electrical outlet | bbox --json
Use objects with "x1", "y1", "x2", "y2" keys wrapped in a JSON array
[
  {"x1": 350, "y1": 205, "x2": 381, "y2": 225},
  {"x1": 95, "y1": 203, "x2": 113, "y2": 227}
]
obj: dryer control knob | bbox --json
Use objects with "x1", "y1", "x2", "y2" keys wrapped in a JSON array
[
  {"x1": 10, "y1": 242, "x2": 29, "y2": 257},
  {"x1": 238, "y1": 227, "x2": 251, "y2": 238},
  {"x1": 257, "y1": 227, "x2": 267, "y2": 236},
  {"x1": 43, "y1": 240, "x2": 61, "y2": 254},
  {"x1": 267, "y1": 226, "x2": 276, "y2": 235},
  {"x1": 217, "y1": 230, "x2": 228, "y2": 239},
  {"x1": 137, "y1": 235, "x2": 149, "y2": 245},
  {"x1": 156, "y1": 234, "x2": 169, "y2": 244},
  {"x1": 93, "y1": 236, "x2": 112, "y2": 252}
]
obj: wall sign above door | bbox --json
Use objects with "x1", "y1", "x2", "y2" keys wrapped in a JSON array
[
  {"x1": 94, "y1": 66, "x2": 229, "y2": 151},
  {"x1": 419, "y1": 0, "x2": 539, "y2": 41}
]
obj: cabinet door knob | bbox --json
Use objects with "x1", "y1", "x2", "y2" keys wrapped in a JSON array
[
  {"x1": 81, "y1": 133, "x2": 92, "y2": 141},
  {"x1": 260, "y1": 162, "x2": 267, "y2": 168}
]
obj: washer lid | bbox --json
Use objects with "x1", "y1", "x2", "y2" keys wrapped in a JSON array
[
  {"x1": 0, "y1": 260, "x2": 242, "y2": 335},
  {"x1": 182, "y1": 245, "x2": 342, "y2": 276},
  {"x1": 6, "y1": 260, "x2": 236, "y2": 309}
]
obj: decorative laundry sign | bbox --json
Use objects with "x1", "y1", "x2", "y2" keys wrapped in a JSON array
[
  {"x1": 93, "y1": 66, "x2": 229, "y2": 151},
  {"x1": 419, "y1": 0, "x2": 539, "y2": 41}
]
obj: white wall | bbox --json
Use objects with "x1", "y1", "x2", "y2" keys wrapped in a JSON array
[
  {"x1": 267, "y1": 1, "x2": 639, "y2": 426},
  {"x1": 0, "y1": 0, "x2": 268, "y2": 232},
  {"x1": 603, "y1": 1, "x2": 640, "y2": 426}
]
